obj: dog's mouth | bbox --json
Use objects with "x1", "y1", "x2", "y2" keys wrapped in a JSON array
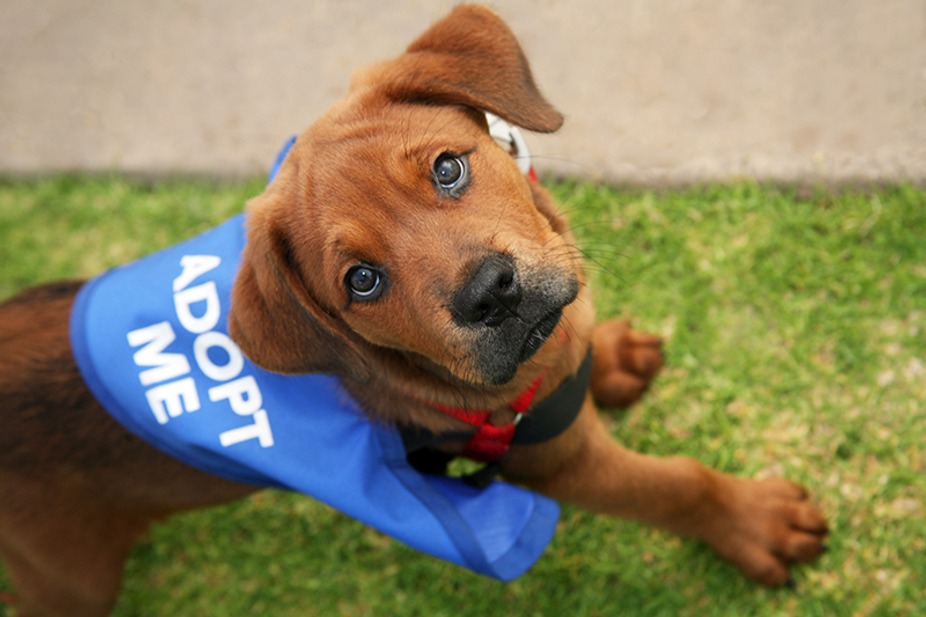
[
  {"x1": 453, "y1": 261, "x2": 579, "y2": 386},
  {"x1": 518, "y1": 309, "x2": 562, "y2": 363}
]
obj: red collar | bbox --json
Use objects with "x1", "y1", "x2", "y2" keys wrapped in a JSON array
[{"x1": 429, "y1": 370, "x2": 547, "y2": 462}]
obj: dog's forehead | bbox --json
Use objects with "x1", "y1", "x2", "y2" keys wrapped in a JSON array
[
  {"x1": 302, "y1": 105, "x2": 498, "y2": 205},
  {"x1": 289, "y1": 98, "x2": 583, "y2": 387},
  {"x1": 293, "y1": 101, "x2": 537, "y2": 265},
  {"x1": 314, "y1": 102, "x2": 488, "y2": 162}
]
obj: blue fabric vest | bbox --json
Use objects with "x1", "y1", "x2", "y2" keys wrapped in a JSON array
[{"x1": 69, "y1": 139, "x2": 559, "y2": 581}]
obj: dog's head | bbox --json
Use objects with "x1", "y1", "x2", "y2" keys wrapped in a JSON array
[{"x1": 230, "y1": 5, "x2": 582, "y2": 388}]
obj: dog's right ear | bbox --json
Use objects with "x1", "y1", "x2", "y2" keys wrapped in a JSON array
[
  {"x1": 229, "y1": 175, "x2": 368, "y2": 379},
  {"x1": 362, "y1": 4, "x2": 563, "y2": 133}
]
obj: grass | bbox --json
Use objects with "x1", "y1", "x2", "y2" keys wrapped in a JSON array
[{"x1": 1, "y1": 176, "x2": 924, "y2": 616}]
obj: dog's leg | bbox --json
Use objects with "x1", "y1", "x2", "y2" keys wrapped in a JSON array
[
  {"x1": 0, "y1": 474, "x2": 150, "y2": 617},
  {"x1": 590, "y1": 319, "x2": 664, "y2": 409},
  {"x1": 505, "y1": 401, "x2": 828, "y2": 586}
]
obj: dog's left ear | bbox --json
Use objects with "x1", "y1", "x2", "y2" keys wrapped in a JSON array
[
  {"x1": 229, "y1": 170, "x2": 371, "y2": 380},
  {"x1": 369, "y1": 4, "x2": 563, "y2": 133}
]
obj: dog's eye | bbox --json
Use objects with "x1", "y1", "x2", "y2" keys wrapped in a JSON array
[
  {"x1": 434, "y1": 155, "x2": 463, "y2": 186},
  {"x1": 433, "y1": 153, "x2": 469, "y2": 195},
  {"x1": 345, "y1": 265, "x2": 385, "y2": 301}
]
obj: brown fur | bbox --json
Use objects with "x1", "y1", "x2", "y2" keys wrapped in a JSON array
[{"x1": 0, "y1": 6, "x2": 827, "y2": 616}]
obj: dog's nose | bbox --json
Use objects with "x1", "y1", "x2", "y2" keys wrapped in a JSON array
[{"x1": 453, "y1": 254, "x2": 522, "y2": 327}]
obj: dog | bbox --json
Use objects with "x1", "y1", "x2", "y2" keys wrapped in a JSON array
[{"x1": 0, "y1": 5, "x2": 827, "y2": 616}]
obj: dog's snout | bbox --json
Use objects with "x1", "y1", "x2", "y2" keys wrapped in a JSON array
[{"x1": 453, "y1": 254, "x2": 522, "y2": 327}]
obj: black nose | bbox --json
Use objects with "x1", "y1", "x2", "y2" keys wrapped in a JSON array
[{"x1": 453, "y1": 254, "x2": 522, "y2": 327}]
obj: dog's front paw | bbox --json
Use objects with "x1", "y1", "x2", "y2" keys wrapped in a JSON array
[
  {"x1": 589, "y1": 319, "x2": 663, "y2": 408},
  {"x1": 707, "y1": 476, "x2": 829, "y2": 587},
  {"x1": 591, "y1": 319, "x2": 663, "y2": 408}
]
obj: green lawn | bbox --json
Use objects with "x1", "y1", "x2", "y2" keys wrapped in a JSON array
[{"x1": 1, "y1": 177, "x2": 924, "y2": 616}]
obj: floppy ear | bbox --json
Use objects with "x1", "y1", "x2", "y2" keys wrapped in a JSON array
[
  {"x1": 373, "y1": 4, "x2": 563, "y2": 133},
  {"x1": 228, "y1": 180, "x2": 369, "y2": 379}
]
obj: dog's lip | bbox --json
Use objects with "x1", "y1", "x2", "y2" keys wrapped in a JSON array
[{"x1": 518, "y1": 309, "x2": 562, "y2": 362}]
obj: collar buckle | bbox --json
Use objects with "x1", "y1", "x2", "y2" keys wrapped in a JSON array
[{"x1": 486, "y1": 113, "x2": 535, "y2": 178}]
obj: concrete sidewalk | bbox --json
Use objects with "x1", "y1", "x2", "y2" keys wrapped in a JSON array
[{"x1": 1, "y1": 0, "x2": 924, "y2": 185}]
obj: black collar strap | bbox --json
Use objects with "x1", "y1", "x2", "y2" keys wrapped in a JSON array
[
  {"x1": 510, "y1": 348, "x2": 591, "y2": 445},
  {"x1": 403, "y1": 348, "x2": 592, "y2": 483}
]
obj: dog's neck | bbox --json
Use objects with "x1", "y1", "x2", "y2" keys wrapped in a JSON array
[{"x1": 338, "y1": 291, "x2": 592, "y2": 440}]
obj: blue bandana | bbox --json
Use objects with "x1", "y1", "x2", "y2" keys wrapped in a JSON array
[{"x1": 69, "y1": 138, "x2": 559, "y2": 581}]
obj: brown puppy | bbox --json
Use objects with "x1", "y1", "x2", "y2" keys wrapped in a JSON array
[{"x1": 0, "y1": 5, "x2": 827, "y2": 616}]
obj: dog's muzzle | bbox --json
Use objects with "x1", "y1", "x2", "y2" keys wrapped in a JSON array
[
  {"x1": 452, "y1": 253, "x2": 578, "y2": 385},
  {"x1": 452, "y1": 253, "x2": 521, "y2": 328}
]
